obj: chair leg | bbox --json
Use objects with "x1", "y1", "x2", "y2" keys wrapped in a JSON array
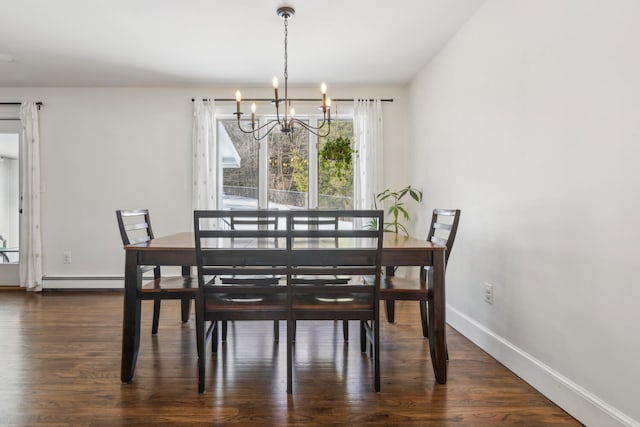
[
  {"x1": 287, "y1": 317, "x2": 293, "y2": 394},
  {"x1": 180, "y1": 266, "x2": 191, "y2": 323},
  {"x1": 221, "y1": 320, "x2": 228, "y2": 341},
  {"x1": 343, "y1": 320, "x2": 349, "y2": 341},
  {"x1": 151, "y1": 300, "x2": 161, "y2": 335},
  {"x1": 195, "y1": 301, "x2": 205, "y2": 393},
  {"x1": 360, "y1": 319, "x2": 379, "y2": 391},
  {"x1": 211, "y1": 320, "x2": 219, "y2": 353},
  {"x1": 385, "y1": 300, "x2": 395, "y2": 323},
  {"x1": 374, "y1": 318, "x2": 380, "y2": 392},
  {"x1": 274, "y1": 320, "x2": 279, "y2": 341},
  {"x1": 181, "y1": 298, "x2": 191, "y2": 322},
  {"x1": 419, "y1": 300, "x2": 429, "y2": 338}
]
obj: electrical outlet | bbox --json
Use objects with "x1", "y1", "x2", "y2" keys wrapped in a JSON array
[
  {"x1": 483, "y1": 283, "x2": 494, "y2": 305},
  {"x1": 63, "y1": 251, "x2": 72, "y2": 264}
]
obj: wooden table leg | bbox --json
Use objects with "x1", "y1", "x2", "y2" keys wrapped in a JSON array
[
  {"x1": 384, "y1": 265, "x2": 395, "y2": 322},
  {"x1": 181, "y1": 265, "x2": 192, "y2": 322},
  {"x1": 428, "y1": 250, "x2": 447, "y2": 383},
  {"x1": 121, "y1": 250, "x2": 141, "y2": 383}
]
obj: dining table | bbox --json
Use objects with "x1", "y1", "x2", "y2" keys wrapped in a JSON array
[{"x1": 120, "y1": 231, "x2": 448, "y2": 385}]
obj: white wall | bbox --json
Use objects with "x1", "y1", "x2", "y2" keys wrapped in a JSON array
[
  {"x1": 408, "y1": 0, "x2": 640, "y2": 425},
  {"x1": 0, "y1": 85, "x2": 409, "y2": 286}
]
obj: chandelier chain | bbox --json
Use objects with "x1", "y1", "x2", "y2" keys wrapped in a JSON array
[{"x1": 284, "y1": 16, "x2": 289, "y2": 108}]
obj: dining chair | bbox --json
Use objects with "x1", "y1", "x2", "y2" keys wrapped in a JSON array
[
  {"x1": 287, "y1": 209, "x2": 384, "y2": 393},
  {"x1": 221, "y1": 211, "x2": 282, "y2": 341},
  {"x1": 193, "y1": 209, "x2": 289, "y2": 393},
  {"x1": 115, "y1": 209, "x2": 195, "y2": 335},
  {"x1": 376, "y1": 209, "x2": 460, "y2": 337},
  {"x1": 290, "y1": 213, "x2": 351, "y2": 340}
]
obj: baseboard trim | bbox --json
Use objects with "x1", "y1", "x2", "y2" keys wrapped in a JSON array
[
  {"x1": 42, "y1": 276, "x2": 124, "y2": 290},
  {"x1": 447, "y1": 305, "x2": 639, "y2": 427}
]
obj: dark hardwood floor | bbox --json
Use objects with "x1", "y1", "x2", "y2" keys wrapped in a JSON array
[{"x1": 0, "y1": 290, "x2": 580, "y2": 426}]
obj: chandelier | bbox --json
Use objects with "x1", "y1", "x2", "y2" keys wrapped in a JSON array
[{"x1": 234, "y1": 6, "x2": 331, "y2": 141}]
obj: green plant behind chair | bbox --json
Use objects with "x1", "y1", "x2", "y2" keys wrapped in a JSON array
[{"x1": 374, "y1": 185, "x2": 423, "y2": 234}]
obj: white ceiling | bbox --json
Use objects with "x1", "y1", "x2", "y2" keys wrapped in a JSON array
[{"x1": 0, "y1": 0, "x2": 484, "y2": 87}]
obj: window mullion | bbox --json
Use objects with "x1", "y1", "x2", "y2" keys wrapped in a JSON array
[
  {"x1": 258, "y1": 118, "x2": 269, "y2": 208},
  {"x1": 308, "y1": 118, "x2": 318, "y2": 209}
]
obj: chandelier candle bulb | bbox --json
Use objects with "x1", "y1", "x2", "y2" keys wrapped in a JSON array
[
  {"x1": 321, "y1": 82, "x2": 327, "y2": 109},
  {"x1": 251, "y1": 103, "x2": 256, "y2": 128},
  {"x1": 235, "y1": 90, "x2": 242, "y2": 115},
  {"x1": 272, "y1": 77, "x2": 279, "y2": 101}
]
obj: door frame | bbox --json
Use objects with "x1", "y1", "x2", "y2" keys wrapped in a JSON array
[{"x1": 0, "y1": 118, "x2": 21, "y2": 285}]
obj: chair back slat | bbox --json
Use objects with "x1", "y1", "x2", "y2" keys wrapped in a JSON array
[
  {"x1": 200, "y1": 249, "x2": 289, "y2": 268},
  {"x1": 128, "y1": 235, "x2": 151, "y2": 245},
  {"x1": 291, "y1": 216, "x2": 339, "y2": 230},
  {"x1": 430, "y1": 236, "x2": 448, "y2": 246},
  {"x1": 432, "y1": 222, "x2": 452, "y2": 231},
  {"x1": 199, "y1": 266, "x2": 288, "y2": 278},
  {"x1": 124, "y1": 222, "x2": 150, "y2": 232},
  {"x1": 118, "y1": 209, "x2": 149, "y2": 217},
  {"x1": 230, "y1": 217, "x2": 279, "y2": 229},
  {"x1": 433, "y1": 209, "x2": 458, "y2": 216},
  {"x1": 290, "y1": 249, "x2": 379, "y2": 267}
]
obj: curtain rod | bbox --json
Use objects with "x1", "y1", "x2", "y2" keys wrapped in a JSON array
[
  {"x1": 191, "y1": 98, "x2": 393, "y2": 103},
  {"x1": 0, "y1": 102, "x2": 43, "y2": 109}
]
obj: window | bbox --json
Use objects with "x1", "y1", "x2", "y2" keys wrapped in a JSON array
[
  {"x1": 318, "y1": 120, "x2": 354, "y2": 210},
  {"x1": 219, "y1": 120, "x2": 259, "y2": 209},
  {"x1": 268, "y1": 122, "x2": 309, "y2": 208},
  {"x1": 218, "y1": 116, "x2": 354, "y2": 211}
]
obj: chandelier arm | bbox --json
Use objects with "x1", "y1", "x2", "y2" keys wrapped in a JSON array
[
  {"x1": 252, "y1": 118, "x2": 281, "y2": 133},
  {"x1": 293, "y1": 117, "x2": 329, "y2": 131},
  {"x1": 291, "y1": 119, "x2": 331, "y2": 138},
  {"x1": 235, "y1": 116, "x2": 281, "y2": 134},
  {"x1": 252, "y1": 121, "x2": 283, "y2": 141},
  {"x1": 234, "y1": 117, "x2": 255, "y2": 134}
]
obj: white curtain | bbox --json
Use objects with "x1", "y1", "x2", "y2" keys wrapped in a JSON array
[
  {"x1": 192, "y1": 99, "x2": 217, "y2": 212},
  {"x1": 353, "y1": 99, "x2": 384, "y2": 225},
  {"x1": 19, "y1": 102, "x2": 43, "y2": 292}
]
